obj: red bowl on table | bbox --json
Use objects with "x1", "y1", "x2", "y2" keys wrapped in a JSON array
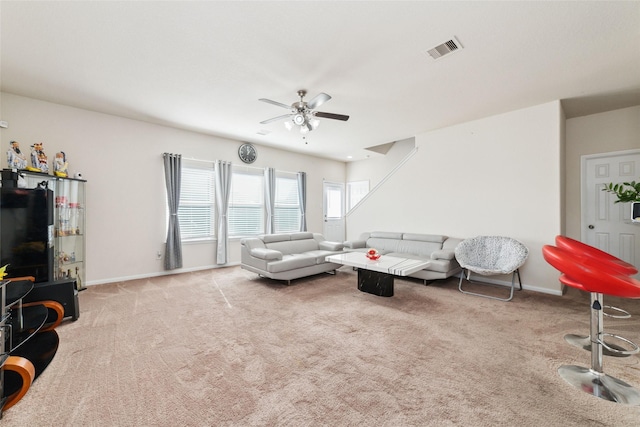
[{"x1": 366, "y1": 249, "x2": 381, "y2": 261}]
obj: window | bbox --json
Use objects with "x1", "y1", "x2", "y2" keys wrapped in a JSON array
[
  {"x1": 274, "y1": 173, "x2": 300, "y2": 233},
  {"x1": 178, "y1": 161, "x2": 215, "y2": 240},
  {"x1": 174, "y1": 161, "x2": 302, "y2": 240},
  {"x1": 228, "y1": 167, "x2": 264, "y2": 237},
  {"x1": 347, "y1": 180, "x2": 369, "y2": 211}
]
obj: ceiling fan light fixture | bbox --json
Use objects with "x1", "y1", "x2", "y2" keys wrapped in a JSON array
[
  {"x1": 261, "y1": 90, "x2": 349, "y2": 135},
  {"x1": 293, "y1": 113, "x2": 306, "y2": 126}
]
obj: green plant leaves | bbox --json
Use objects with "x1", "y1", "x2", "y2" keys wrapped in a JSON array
[{"x1": 602, "y1": 180, "x2": 640, "y2": 203}]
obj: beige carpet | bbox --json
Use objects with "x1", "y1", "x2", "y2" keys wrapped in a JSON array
[{"x1": 3, "y1": 266, "x2": 640, "y2": 426}]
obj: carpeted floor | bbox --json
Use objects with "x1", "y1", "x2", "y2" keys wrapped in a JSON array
[{"x1": 3, "y1": 266, "x2": 640, "y2": 426}]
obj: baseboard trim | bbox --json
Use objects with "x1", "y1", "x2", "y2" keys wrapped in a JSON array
[
  {"x1": 463, "y1": 275, "x2": 563, "y2": 297},
  {"x1": 87, "y1": 262, "x2": 563, "y2": 296},
  {"x1": 86, "y1": 262, "x2": 241, "y2": 286}
]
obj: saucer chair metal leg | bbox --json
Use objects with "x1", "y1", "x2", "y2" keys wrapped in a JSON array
[
  {"x1": 558, "y1": 293, "x2": 640, "y2": 405},
  {"x1": 458, "y1": 268, "x2": 522, "y2": 302}
]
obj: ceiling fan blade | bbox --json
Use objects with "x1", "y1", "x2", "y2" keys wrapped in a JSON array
[
  {"x1": 314, "y1": 111, "x2": 350, "y2": 121},
  {"x1": 259, "y1": 98, "x2": 292, "y2": 110},
  {"x1": 307, "y1": 92, "x2": 331, "y2": 110},
  {"x1": 260, "y1": 114, "x2": 291, "y2": 124}
]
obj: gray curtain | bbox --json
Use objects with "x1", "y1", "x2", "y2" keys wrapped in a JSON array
[
  {"x1": 264, "y1": 167, "x2": 276, "y2": 234},
  {"x1": 215, "y1": 160, "x2": 232, "y2": 264},
  {"x1": 163, "y1": 153, "x2": 183, "y2": 270},
  {"x1": 297, "y1": 171, "x2": 307, "y2": 232}
]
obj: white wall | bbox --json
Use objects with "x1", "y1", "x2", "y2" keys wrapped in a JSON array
[
  {"x1": 346, "y1": 138, "x2": 415, "y2": 186},
  {"x1": 346, "y1": 101, "x2": 565, "y2": 294},
  {"x1": 0, "y1": 93, "x2": 346, "y2": 284},
  {"x1": 4, "y1": 91, "x2": 632, "y2": 294},
  {"x1": 565, "y1": 106, "x2": 640, "y2": 240}
]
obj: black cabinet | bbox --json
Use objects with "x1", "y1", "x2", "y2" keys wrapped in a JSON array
[
  {"x1": 0, "y1": 187, "x2": 54, "y2": 283},
  {"x1": 23, "y1": 279, "x2": 79, "y2": 321}
]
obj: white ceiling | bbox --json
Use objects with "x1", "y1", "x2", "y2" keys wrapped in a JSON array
[{"x1": 1, "y1": 1, "x2": 639, "y2": 162}]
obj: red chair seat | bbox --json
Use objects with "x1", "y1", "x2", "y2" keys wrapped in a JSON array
[
  {"x1": 555, "y1": 236, "x2": 637, "y2": 276},
  {"x1": 558, "y1": 274, "x2": 589, "y2": 292},
  {"x1": 542, "y1": 245, "x2": 640, "y2": 298}
]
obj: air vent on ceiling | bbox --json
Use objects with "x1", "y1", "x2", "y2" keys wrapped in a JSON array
[{"x1": 426, "y1": 36, "x2": 463, "y2": 60}]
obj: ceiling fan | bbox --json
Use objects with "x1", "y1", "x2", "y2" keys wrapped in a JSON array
[{"x1": 259, "y1": 90, "x2": 349, "y2": 134}]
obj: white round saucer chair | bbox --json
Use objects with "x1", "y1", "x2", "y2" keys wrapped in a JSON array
[{"x1": 454, "y1": 236, "x2": 529, "y2": 302}]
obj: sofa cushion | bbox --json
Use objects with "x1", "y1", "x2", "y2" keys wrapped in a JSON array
[
  {"x1": 370, "y1": 231, "x2": 403, "y2": 240},
  {"x1": 261, "y1": 234, "x2": 291, "y2": 243},
  {"x1": 250, "y1": 248, "x2": 283, "y2": 261},
  {"x1": 395, "y1": 240, "x2": 442, "y2": 257},
  {"x1": 266, "y1": 238, "x2": 319, "y2": 255},
  {"x1": 366, "y1": 237, "x2": 401, "y2": 254},
  {"x1": 431, "y1": 249, "x2": 455, "y2": 260},
  {"x1": 241, "y1": 237, "x2": 266, "y2": 250},
  {"x1": 343, "y1": 239, "x2": 366, "y2": 249},
  {"x1": 290, "y1": 232, "x2": 314, "y2": 241},
  {"x1": 304, "y1": 250, "x2": 341, "y2": 264},
  {"x1": 402, "y1": 233, "x2": 446, "y2": 243},
  {"x1": 267, "y1": 254, "x2": 318, "y2": 273},
  {"x1": 425, "y1": 258, "x2": 456, "y2": 274},
  {"x1": 319, "y1": 241, "x2": 344, "y2": 251}
]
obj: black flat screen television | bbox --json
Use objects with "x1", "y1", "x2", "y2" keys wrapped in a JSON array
[{"x1": 0, "y1": 188, "x2": 53, "y2": 282}]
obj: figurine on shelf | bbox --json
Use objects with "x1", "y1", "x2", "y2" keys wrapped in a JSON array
[
  {"x1": 75, "y1": 266, "x2": 84, "y2": 291},
  {"x1": 7, "y1": 140, "x2": 28, "y2": 170},
  {"x1": 54, "y1": 151, "x2": 69, "y2": 177},
  {"x1": 29, "y1": 142, "x2": 49, "y2": 173}
]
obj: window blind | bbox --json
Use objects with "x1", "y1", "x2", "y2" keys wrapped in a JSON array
[
  {"x1": 274, "y1": 173, "x2": 300, "y2": 233},
  {"x1": 179, "y1": 161, "x2": 215, "y2": 239},
  {"x1": 229, "y1": 167, "x2": 264, "y2": 237}
]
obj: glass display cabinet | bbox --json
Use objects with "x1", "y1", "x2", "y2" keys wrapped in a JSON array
[
  {"x1": 52, "y1": 178, "x2": 85, "y2": 289},
  {"x1": 1, "y1": 169, "x2": 85, "y2": 321},
  {"x1": 1, "y1": 169, "x2": 86, "y2": 291}
]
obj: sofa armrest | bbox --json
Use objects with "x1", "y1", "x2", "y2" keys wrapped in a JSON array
[
  {"x1": 250, "y1": 248, "x2": 283, "y2": 261},
  {"x1": 343, "y1": 240, "x2": 366, "y2": 249},
  {"x1": 319, "y1": 241, "x2": 344, "y2": 251},
  {"x1": 431, "y1": 249, "x2": 455, "y2": 261}
]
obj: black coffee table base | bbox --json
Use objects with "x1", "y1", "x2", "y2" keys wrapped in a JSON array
[{"x1": 358, "y1": 269, "x2": 394, "y2": 297}]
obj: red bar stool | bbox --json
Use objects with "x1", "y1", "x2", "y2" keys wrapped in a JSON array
[
  {"x1": 543, "y1": 244, "x2": 640, "y2": 404},
  {"x1": 555, "y1": 236, "x2": 637, "y2": 275},
  {"x1": 555, "y1": 236, "x2": 638, "y2": 357}
]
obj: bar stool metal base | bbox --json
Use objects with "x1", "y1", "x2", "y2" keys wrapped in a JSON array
[
  {"x1": 558, "y1": 365, "x2": 640, "y2": 405},
  {"x1": 564, "y1": 334, "x2": 633, "y2": 357}
]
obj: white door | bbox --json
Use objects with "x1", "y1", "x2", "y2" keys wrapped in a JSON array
[
  {"x1": 582, "y1": 150, "x2": 640, "y2": 277},
  {"x1": 323, "y1": 181, "x2": 345, "y2": 242}
]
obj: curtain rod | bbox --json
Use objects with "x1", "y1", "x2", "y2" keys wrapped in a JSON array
[
  {"x1": 178, "y1": 155, "x2": 303, "y2": 175},
  {"x1": 181, "y1": 156, "x2": 215, "y2": 164}
]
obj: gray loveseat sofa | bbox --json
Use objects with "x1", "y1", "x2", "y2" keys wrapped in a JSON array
[
  {"x1": 240, "y1": 232, "x2": 345, "y2": 284},
  {"x1": 343, "y1": 231, "x2": 463, "y2": 282}
]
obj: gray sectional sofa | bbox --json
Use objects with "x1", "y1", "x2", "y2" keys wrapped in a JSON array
[
  {"x1": 240, "y1": 232, "x2": 345, "y2": 284},
  {"x1": 343, "y1": 231, "x2": 463, "y2": 282}
]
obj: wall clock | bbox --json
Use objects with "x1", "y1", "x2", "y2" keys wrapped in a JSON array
[{"x1": 238, "y1": 143, "x2": 257, "y2": 164}]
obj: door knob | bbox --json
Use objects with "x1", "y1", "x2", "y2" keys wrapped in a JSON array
[{"x1": 588, "y1": 225, "x2": 595, "y2": 229}]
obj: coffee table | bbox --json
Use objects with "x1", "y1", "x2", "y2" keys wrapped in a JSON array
[{"x1": 325, "y1": 252, "x2": 430, "y2": 297}]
